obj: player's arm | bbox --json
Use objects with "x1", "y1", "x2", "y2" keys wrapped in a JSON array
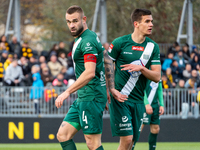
[
  {"x1": 55, "y1": 60, "x2": 96, "y2": 108},
  {"x1": 157, "y1": 81, "x2": 164, "y2": 115},
  {"x1": 144, "y1": 90, "x2": 153, "y2": 115},
  {"x1": 121, "y1": 64, "x2": 161, "y2": 83},
  {"x1": 103, "y1": 50, "x2": 128, "y2": 102}
]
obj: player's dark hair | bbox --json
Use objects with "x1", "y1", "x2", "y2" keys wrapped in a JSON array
[
  {"x1": 131, "y1": 8, "x2": 151, "y2": 23},
  {"x1": 66, "y1": 5, "x2": 84, "y2": 17}
]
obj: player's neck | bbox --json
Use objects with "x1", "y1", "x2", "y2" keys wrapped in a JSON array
[{"x1": 131, "y1": 31, "x2": 146, "y2": 44}]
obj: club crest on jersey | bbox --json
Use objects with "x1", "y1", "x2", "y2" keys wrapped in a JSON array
[
  {"x1": 86, "y1": 42, "x2": 90, "y2": 46},
  {"x1": 132, "y1": 46, "x2": 144, "y2": 51},
  {"x1": 108, "y1": 43, "x2": 114, "y2": 53}
]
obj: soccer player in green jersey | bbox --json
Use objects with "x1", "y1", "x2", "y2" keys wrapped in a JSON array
[
  {"x1": 55, "y1": 5, "x2": 107, "y2": 150},
  {"x1": 132, "y1": 80, "x2": 164, "y2": 150},
  {"x1": 104, "y1": 9, "x2": 161, "y2": 150}
]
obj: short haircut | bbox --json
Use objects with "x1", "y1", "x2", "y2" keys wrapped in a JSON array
[
  {"x1": 131, "y1": 8, "x2": 151, "y2": 23},
  {"x1": 66, "y1": 5, "x2": 84, "y2": 17}
]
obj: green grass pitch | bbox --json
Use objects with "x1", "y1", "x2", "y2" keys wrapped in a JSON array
[{"x1": 0, "y1": 142, "x2": 200, "y2": 150}]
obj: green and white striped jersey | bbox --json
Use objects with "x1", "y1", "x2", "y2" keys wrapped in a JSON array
[{"x1": 108, "y1": 34, "x2": 160, "y2": 103}]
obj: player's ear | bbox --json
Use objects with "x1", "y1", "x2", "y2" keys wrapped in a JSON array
[
  {"x1": 82, "y1": 16, "x2": 87, "y2": 23},
  {"x1": 133, "y1": 21, "x2": 138, "y2": 28}
]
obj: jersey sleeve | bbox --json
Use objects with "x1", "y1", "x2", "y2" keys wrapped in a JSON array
[
  {"x1": 107, "y1": 37, "x2": 122, "y2": 61},
  {"x1": 158, "y1": 81, "x2": 164, "y2": 107},
  {"x1": 144, "y1": 89, "x2": 149, "y2": 105},
  {"x1": 151, "y1": 43, "x2": 161, "y2": 65}
]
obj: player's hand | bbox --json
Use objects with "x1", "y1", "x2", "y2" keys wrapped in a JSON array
[
  {"x1": 110, "y1": 88, "x2": 128, "y2": 102},
  {"x1": 159, "y1": 106, "x2": 164, "y2": 115},
  {"x1": 105, "y1": 103, "x2": 109, "y2": 111},
  {"x1": 107, "y1": 89, "x2": 111, "y2": 104},
  {"x1": 121, "y1": 64, "x2": 143, "y2": 72},
  {"x1": 55, "y1": 91, "x2": 70, "y2": 108},
  {"x1": 145, "y1": 104, "x2": 153, "y2": 115}
]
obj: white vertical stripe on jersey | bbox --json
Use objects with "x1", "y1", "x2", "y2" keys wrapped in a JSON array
[
  {"x1": 120, "y1": 42, "x2": 154, "y2": 96},
  {"x1": 72, "y1": 37, "x2": 82, "y2": 72}
]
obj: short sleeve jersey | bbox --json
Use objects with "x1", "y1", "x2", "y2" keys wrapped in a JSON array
[
  {"x1": 72, "y1": 29, "x2": 107, "y2": 103},
  {"x1": 145, "y1": 79, "x2": 163, "y2": 107},
  {"x1": 108, "y1": 34, "x2": 160, "y2": 103}
]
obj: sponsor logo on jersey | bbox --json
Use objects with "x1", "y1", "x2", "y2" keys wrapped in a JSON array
[
  {"x1": 132, "y1": 46, "x2": 144, "y2": 51},
  {"x1": 123, "y1": 52, "x2": 132, "y2": 54},
  {"x1": 108, "y1": 43, "x2": 114, "y2": 53},
  {"x1": 85, "y1": 46, "x2": 93, "y2": 51},
  {"x1": 122, "y1": 116, "x2": 128, "y2": 122}
]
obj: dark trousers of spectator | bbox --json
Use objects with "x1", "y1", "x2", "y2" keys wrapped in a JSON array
[
  {"x1": 3, "y1": 80, "x2": 20, "y2": 86},
  {"x1": 34, "y1": 99, "x2": 41, "y2": 114}
]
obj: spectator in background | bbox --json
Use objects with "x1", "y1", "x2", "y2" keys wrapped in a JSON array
[
  {"x1": 182, "y1": 43, "x2": 190, "y2": 62},
  {"x1": 184, "y1": 77, "x2": 199, "y2": 119},
  {"x1": 48, "y1": 52, "x2": 62, "y2": 78},
  {"x1": 0, "y1": 42, "x2": 7, "y2": 53},
  {"x1": 182, "y1": 63, "x2": 192, "y2": 82},
  {"x1": 38, "y1": 55, "x2": 46, "y2": 65},
  {"x1": 29, "y1": 65, "x2": 44, "y2": 114},
  {"x1": 52, "y1": 73, "x2": 68, "y2": 87},
  {"x1": 174, "y1": 50, "x2": 186, "y2": 69},
  {"x1": 41, "y1": 67, "x2": 54, "y2": 86},
  {"x1": 167, "y1": 41, "x2": 180, "y2": 56},
  {"x1": 27, "y1": 56, "x2": 38, "y2": 73},
  {"x1": 0, "y1": 50, "x2": 8, "y2": 64},
  {"x1": 48, "y1": 44, "x2": 59, "y2": 60},
  {"x1": 165, "y1": 68, "x2": 176, "y2": 88},
  {"x1": 0, "y1": 61, "x2": 4, "y2": 83},
  {"x1": 58, "y1": 52, "x2": 68, "y2": 68},
  {"x1": 162, "y1": 52, "x2": 174, "y2": 72},
  {"x1": 103, "y1": 42, "x2": 110, "y2": 51},
  {"x1": 175, "y1": 79, "x2": 188, "y2": 117},
  {"x1": 162, "y1": 74, "x2": 173, "y2": 89},
  {"x1": 58, "y1": 42, "x2": 68, "y2": 56},
  {"x1": 20, "y1": 41, "x2": 33, "y2": 59},
  {"x1": 66, "y1": 56, "x2": 75, "y2": 80},
  {"x1": 190, "y1": 54, "x2": 199, "y2": 70},
  {"x1": 4, "y1": 59, "x2": 24, "y2": 86},
  {"x1": 192, "y1": 45, "x2": 198, "y2": 54},
  {"x1": 0, "y1": 35, "x2": 10, "y2": 52},
  {"x1": 4, "y1": 54, "x2": 13, "y2": 70},
  {"x1": 170, "y1": 59, "x2": 183, "y2": 83},
  {"x1": 190, "y1": 69, "x2": 200, "y2": 87},
  {"x1": 9, "y1": 36, "x2": 21, "y2": 58},
  {"x1": 18, "y1": 56, "x2": 29, "y2": 77}
]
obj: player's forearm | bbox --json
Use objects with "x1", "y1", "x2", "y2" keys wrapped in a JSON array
[
  {"x1": 140, "y1": 66, "x2": 161, "y2": 83},
  {"x1": 64, "y1": 70, "x2": 94, "y2": 95},
  {"x1": 103, "y1": 50, "x2": 115, "y2": 90}
]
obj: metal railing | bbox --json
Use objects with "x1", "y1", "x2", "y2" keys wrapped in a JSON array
[{"x1": 0, "y1": 86, "x2": 199, "y2": 119}]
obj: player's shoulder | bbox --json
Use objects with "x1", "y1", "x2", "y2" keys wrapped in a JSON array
[
  {"x1": 145, "y1": 37, "x2": 159, "y2": 48},
  {"x1": 113, "y1": 34, "x2": 131, "y2": 43},
  {"x1": 81, "y1": 29, "x2": 99, "y2": 44}
]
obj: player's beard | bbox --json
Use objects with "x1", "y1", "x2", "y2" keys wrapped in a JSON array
[{"x1": 70, "y1": 25, "x2": 84, "y2": 37}]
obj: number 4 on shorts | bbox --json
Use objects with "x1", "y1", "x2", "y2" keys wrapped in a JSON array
[{"x1": 82, "y1": 111, "x2": 88, "y2": 124}]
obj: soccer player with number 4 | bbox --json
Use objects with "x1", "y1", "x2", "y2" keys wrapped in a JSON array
[
  {"x1": 55, "y1": 5, "x2": 107, "y2": 150},
  {"x1": 104, "y1": 8, "x2": 161, "y2": 150}
]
